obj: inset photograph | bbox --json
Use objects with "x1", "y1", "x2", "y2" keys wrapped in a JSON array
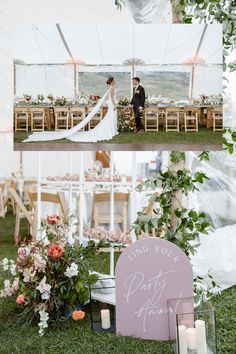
[{"x1": 13, "y1": 24, "x2": 222, "y2": 151}]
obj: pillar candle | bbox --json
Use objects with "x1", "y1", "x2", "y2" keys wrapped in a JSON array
[
  {"x1": 195, "y1": 320, "x2": 207, "y2": 354},
  {"x1": 178, "y1": 325, "x2": 187, "y2": 354},
  {"x1": 187, "y1": 328, "x2": 197, "y2": 350},
  {"x1": 101, "y1": 309, "x2": 111, "y2": 329}
]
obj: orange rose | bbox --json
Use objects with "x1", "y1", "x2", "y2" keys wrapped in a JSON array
[
  {"x1": 16, "y1": 294, "x2": 25, "y2": 305},
  {"x1": 72, "y1": 310, "x2": 85, "y2": 321},
  {"x1": 47, "y1": 215, "x2": 60, "y2": 225},
  {"x1": 48, "y1": 244, "x2": 64, "y2": 260}
]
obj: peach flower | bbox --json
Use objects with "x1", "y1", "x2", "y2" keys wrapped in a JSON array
[
  {"x1": 72, "y1": 310, "x2": 85, "y2": 321},
  {"x1": 48, "y1": 244, "x2": 64, "y2": 260},
  {"x1": 16, "y1": 294, "x2": 25, "y2": 304},
  {"x1": 47, "y1": 215, "x2": 60, "y2": 225}
]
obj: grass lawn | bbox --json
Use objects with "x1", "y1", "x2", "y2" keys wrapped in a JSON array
[
  {"x1": 14, "y1": 128, "x2": 222, "y2": 146},
  {"x1": 0, "y1": 213, "x2": 235, "y2": 354}
]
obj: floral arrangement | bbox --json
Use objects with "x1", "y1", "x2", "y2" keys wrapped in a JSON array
[
  {"x1": 23, "y1": 94, "x2": 32, "y2": 103},
  {"x1": 118, "y1": 110, "x2": 135, "y2": 132},
  {"x1": 53, "y1": 96, "x2": 67, "y2": 106},
  {"x1": 199, "y1": 94, "x2": 223, "y2": 106},
  {"x1": 118, "y1": 97, "x2": 130, "y2": 106},
  {"x1": 47, "y1": 93, "x2": 54, "y2": 103},
  {"x1": 89, "y1": 94, "x2": 101, "y2": 105},
  {"x1": 0, "y1": 216, "x2": 100, "y2": 336},
  {"x1": 46, "y1": 172, "x2": 142, "y2": 184},
  {"x1": 82, "y1": 226, "x2": 131, "y2": 243}
]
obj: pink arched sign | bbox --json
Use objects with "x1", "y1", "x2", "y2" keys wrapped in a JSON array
[{"x1": 115, "y1": 237, "x2": 193, "y2": 340}]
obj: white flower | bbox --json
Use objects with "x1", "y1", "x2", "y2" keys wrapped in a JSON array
[
  {"x1": 0, "y1": 278, "x2": 19, "y2": 297},
  {"x1": 9, "y1": 260, "x2": 17, "y2": 276},
  {"x1": 64, "y1": 262, "x2": 79, "y2": 278},
  {"x1": 38, "y1": 308, "x2": 49, "y2": 336},
  {"x1": 36, "y1": 276, "x2": 51, "y2": 301},
  {"x1": 23, "y1": 268, "x2": 36, "y2": 283},
  {"x1": 1, "y1": 258, "x2": 9, "y2": 271},
  {"x1": 33, "y1": 254, "x2": 46, "y2": 272}
]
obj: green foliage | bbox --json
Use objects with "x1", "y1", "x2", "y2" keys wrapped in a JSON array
[
  {"x1": 115, "y1": 0, "x2": 125, "y2": 10},
  {"x1": 197, "y1": 151, "x2": 210, "y2": 161},
  {"x1": 223, "y1": 128, "x2": 236, "y2": 154},
  {"x1": 132, "y1": 159, "x2": 218, "y2": 300},
  {"x1": 133, "y1": 167, "x2": 210, "y2": 258},
  {"x1": 170, "y1": 151, "x2": 185, "y2": 164},
  {"x1": 179, "y1": 0, "x2": 236, "y2": 72}
]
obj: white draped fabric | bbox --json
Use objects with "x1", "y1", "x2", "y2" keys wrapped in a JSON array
[
  {"x1": 191, "y1": 225, "x2": 236, "y2": 291},
  {"x1": 125, "y1": 0, "x2": 171, "y2": 23}
]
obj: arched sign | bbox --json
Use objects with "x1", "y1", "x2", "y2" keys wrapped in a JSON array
[{"x1": 116, "y1": 238, "x2": 193, "y2": 340}]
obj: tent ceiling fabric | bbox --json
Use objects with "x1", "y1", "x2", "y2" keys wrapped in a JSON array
[{"x1": 13, "y1": 24, "x2": 222, "y2": 65}]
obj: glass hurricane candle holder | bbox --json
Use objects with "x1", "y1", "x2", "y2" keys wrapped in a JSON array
[
  {"x1": 168, "y1": 297, "x2": 217, "y2": 354},
  {"x1": 90, "y1": 276, "x2": 116, "y2": 333}
]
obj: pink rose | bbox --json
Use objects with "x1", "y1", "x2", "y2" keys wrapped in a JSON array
[
  {"x1": 16, "y1": 294, "x2": 25, "y2": 305},
  {"x1": 18, "y1": 247, "x2": 30, "y2": 260}
]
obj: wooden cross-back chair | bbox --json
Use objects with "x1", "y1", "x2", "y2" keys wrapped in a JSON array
[
  {"x1": 14, "y1": 107, "x2": 29, "y2": 132},
  {"x1": 144, "y1": 107, "x2": 159, "y2": 132},
  {"x1": 5, "y1": 179, "x2": 17, "y2": 214},
  {"x1": 87, "y1": 107, "x2": 103, "y2": 130},
  {"x1": 184, "y1": 107, "x2": 199, "y2": 132},
  {"x1": 213, "y1": 107, "x2": 223, "y2": 132},
  {"x1": 27, "y1": 190, "x2": 69, "y2": 224},
  {"x1": 54, "y1": 107, "x2": 69, "y2": 130},
  {"x1": 92, "y1": 192, "x2": 129, "y2": 232},
  {"x1": 70, "y1": 107, "x2": 86, "y2": 129},
  {"x1": 9, "y1": 187, "x2": 35, "y2": 244},
  {"x1": 29, "y1": 107, "x2": 45, "y2": 131},
  {"x1": 165, "y1": 108, "x2": 180, "y2": 132},
  {"x1": 22, "y1": 180, "x2": 38, "y2": 209}
]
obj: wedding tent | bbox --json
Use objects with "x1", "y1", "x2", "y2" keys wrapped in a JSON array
[{"x1": 13, "y1": 24, "x2": 222, "y2": 99}]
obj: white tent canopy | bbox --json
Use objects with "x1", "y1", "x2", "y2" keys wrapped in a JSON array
[
  {"x1": 14, "y1": 24, "x2": 222, "y2": 65},
  {"x1": 13, "y1": 24, "x2": 222, "y2": 101}
]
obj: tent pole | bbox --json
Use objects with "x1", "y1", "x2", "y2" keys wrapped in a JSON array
[
  {"x1": 79, "y1": 152, "x2": 84, "y2": 245},
  {"x1": 190, "y1": 64, "x2": 195, "y2": 101},
  {"x1": 19, "y1": 151, "x2": 23, "y2": 177},
  {"x1": 131, "y1": 151, "x2": 137, "y2": 243},
  {"x1": 13, "y1": 62, "x2": 16, "y2": 96},
  {"x1": 68, "y1": 152, "x2": 73, "y2": 244},
  {"x1": 110, "y1": 151, "x2": 115, "y2": 277},
  {"x1": 73, "y1": 63, "x2": 77, "y2": 96},
  {"x1": 36, "y1": 152, "x2": 42, "y2": 241}
]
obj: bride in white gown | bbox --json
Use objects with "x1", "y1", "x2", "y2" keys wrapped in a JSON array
[{"x1": 24, "y1": 76, "x2": 118, "y2": 143}]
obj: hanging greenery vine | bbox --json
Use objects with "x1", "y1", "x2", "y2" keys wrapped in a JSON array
[{"x1": 132, "y1": 151, "x2": 218, "y2": 301}]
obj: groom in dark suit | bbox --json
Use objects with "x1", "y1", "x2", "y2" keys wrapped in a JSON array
[{"x1": 130, "y1": 77, "x2": 145, "y2": 133}]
